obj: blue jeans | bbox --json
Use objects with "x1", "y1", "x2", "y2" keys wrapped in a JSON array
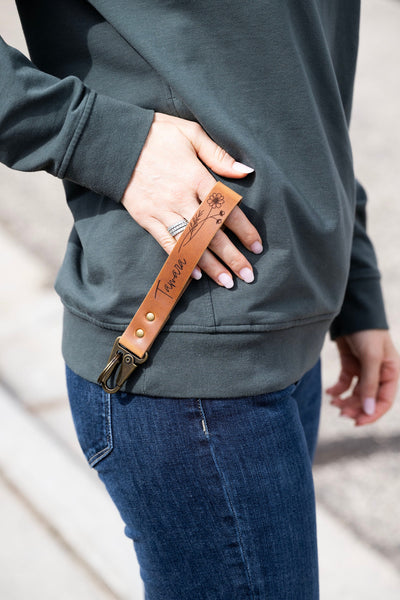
[{"x1": 66, "y1": 360, "x2": 321, "y2": 599}]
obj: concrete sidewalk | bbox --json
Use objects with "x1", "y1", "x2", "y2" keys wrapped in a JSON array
[{"x1": 1, "y1": 0, "x2": 400, "y2": 598}]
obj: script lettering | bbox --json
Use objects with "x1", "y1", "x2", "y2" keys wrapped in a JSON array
[{"x1": 154, "y1": 258, "x2": 187, "y2": 301}]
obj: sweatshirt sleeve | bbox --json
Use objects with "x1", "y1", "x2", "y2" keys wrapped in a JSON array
[
  {"x1": 329, "y1": 179, "x2": 388, "y2": 339},
  {"x1": 0, "y1": 36, "x2": 154, "y2": 201}
]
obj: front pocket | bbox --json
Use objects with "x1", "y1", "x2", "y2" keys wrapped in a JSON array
[{"x1": 66, "y1": 366, "x2": 114, "y2": 468}]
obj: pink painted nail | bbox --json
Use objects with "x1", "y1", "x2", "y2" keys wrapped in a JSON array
[
  {"x1": 191, "y1": 267, "x2": 202, "y2": 280},
  {"x1": 363, "y1": 397, "x2": 376, "y2": 416},
  {"x1": 251, "y1": 241, "x2": 263, "y2": 254},
  {"x1": 218, "y1": 273, "x2": 234, "y2": 289},
  {"x1": 239, "y1": 267, "x2": 254, "y2": 283},
  {"x1": 232, "y1": 161, "x2": 254, "y2": 174}
]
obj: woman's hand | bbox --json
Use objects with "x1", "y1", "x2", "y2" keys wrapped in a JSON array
[
  {"x1": 122, "y1": 112, "x2": 263, "y2": 288},
  {"x1": 326, "y1": 329, "x2": 400, "y2": 426}
]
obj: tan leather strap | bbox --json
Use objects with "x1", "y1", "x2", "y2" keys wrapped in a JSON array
[{"x1": 98, "y1": 182, "x2": 242, "y2": 393}]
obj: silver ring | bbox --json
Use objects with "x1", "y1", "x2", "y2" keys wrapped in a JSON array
[{"x1": 167, "y1": 219, "x2": 188, "y2": 237}]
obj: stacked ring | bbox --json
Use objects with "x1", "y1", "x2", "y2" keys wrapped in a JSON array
[{"x1": 167, "y1": 219, "x2": 188, "y2": 237}]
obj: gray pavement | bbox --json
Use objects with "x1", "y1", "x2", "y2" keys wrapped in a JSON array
[{"x1": 1, "y1": 0, "x2": 400, "y2": 598}]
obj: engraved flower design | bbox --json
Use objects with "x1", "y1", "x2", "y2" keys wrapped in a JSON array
[
  {"x1": 207, "y1": 192, "x2": 224, "y2": 209},
  {"x1": 179, "y1": 191, "x2": 225, "y2": 250}
]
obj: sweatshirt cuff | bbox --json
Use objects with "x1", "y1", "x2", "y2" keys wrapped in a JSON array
[
  {"x1": 61, "y1": 92, "x2": 154, "y2": 201},
  {"x1": 330, "y1": 276, "x2": 389, "y2": 340}
]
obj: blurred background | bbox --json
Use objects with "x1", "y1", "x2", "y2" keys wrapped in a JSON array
[{"x1": 1, "y1": 0, "x2": 399, "y2": 598}]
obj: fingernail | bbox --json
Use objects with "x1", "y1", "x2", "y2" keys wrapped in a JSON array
[
  {"x1": 363, "y1": 397, "x2": 376, "y2": 416},
  {"x1": 251, "y1": 241, "x2": 263, "y2": 254},
  {"x1": 218, "y1": 273, "x2": 234, "y2": 289},
  {"x1": 232, "y1": 161, "x2": 255, "y2": 174},
  {"x1": 239, "y1": 267, "x2": 254, "y2": 283},
  {"x1": 191, "y1": 267, "x2": 202, "y2": 280}
]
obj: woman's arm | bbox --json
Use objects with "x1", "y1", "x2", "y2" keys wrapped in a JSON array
[{"x1": 0, "y1": 35, "x2": 154, "y2": 201}]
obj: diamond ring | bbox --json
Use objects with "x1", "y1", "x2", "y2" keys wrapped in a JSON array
[{"x1": 167, "y1": 219, "x2": 188, "y2": 237}]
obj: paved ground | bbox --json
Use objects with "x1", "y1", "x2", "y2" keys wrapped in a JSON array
[{"x1": 1, "y1": 0, "x2": 400, "y2": 598}]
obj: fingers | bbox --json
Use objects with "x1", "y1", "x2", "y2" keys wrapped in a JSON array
[
  {"x1": 326, "y1": 369, "x2": 354, "y2": 398},
  {"x1": 379, "y1": 361, "x2": 400, "y2": 407},
  {"x1": 356, "y1": 358, "x2": 400, "y2": 426},
  {"x1": 122, "y1": 112, "x2": 263, "y2": 287},
  {"x1": 176, "y1": 222, "x2": 259, "y2": 288},
  {"x1": 188, "y1": 122, "x2": 255, "y2": 179},
  {"x1": 197, "y1": 231, "x2": 254, "y2": 288},
  {"x1": 356, "y1": 348, "x2": 381, "y2": 416},
  {"x1": 327, "y1": 357, "x2": 380, "y2": 426},
  {"x1": 142, "y1": 210, "x2": 259, "y2": 289},
  {"x1": 223, "y1": 206, "x2": 263, "y2": 254},
  {"x1": 155, "y1": 114, "x2": 255, "y2": 180},
  {"x1": 330, "y1": 394, "x2": 360, "y2": 419},
  {"x1": 190, "y1": 171, "x2": 262, "y2": 287},
  {"x1": 196, "y1": 175, "x2": 263, "y2": 255},
  {"x1": 142, "y1": 215, "x2": 181, "y2": 255},
  {"x1": 327, "y1": 331, "x2": 400, "y2": 427},
  {"x1": 333, "y1": 385, "x2": 391, "y2": 426}
]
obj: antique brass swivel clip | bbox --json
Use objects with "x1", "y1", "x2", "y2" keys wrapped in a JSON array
[{"x1": 97, "y1": 337, "x2": 148, "y2": 394}]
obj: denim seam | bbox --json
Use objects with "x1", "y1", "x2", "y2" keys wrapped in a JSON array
[
  {"x1": 88, "y1": 392, "x2": 113, "y2": 467},
  {"x1": 88, "y1": 446, "x2": 111, "y2": 466},
  {"x1": 198, "y1": 400, "x2": 256, "y2": 600},
  {"x1": 208, "y1": 442, "x2": 256, "y2": 599},
  {"x1": 197, "y1": 399, "x2": 210, "y2": 438}
]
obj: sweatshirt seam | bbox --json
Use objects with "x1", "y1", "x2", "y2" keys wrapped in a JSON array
[
  {"x1": 205, "y1": 278, "x2": 217, "y2": 332},
  {"x1": 57, "y1": 90, "x2": 96, "y2": 179},
  {"x1": 93, "y1": 14, "x2": 182, "y2": 121},
  {"x1": 62, "y1": 301, "x2": 333, "y2": 333},
  {"x1": 163, "y1": 82, "x2": 182, "y2": 118},
  {"x1": 346, "y1": 273, "x2": 381, "y2": 283}
]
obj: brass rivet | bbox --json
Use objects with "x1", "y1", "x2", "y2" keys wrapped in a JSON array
[
  {"x1": 135, "y1": 329, "x2": 145, "y2": 338},
  {"x1": 146, "y1": 312, "x2": 155, "y2": 322}
]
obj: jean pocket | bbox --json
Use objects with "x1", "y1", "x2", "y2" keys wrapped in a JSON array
[{"x1": 66, "y1": 367, "x2": 114, "y2": 468}]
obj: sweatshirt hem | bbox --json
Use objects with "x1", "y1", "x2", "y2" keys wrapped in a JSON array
[
  {"x1": 62, "y1": 307, "x2": 331, "y2": 398},
  {"x1": 60, "y1": 299, "x2": 336, "y2": 334}
]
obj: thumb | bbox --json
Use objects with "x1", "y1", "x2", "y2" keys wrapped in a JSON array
[
  {"x1": 357, "y1": 351, "x2": 381, "y2": 416},
  {"x1": 190, "y1": 126, "x2": 254, "y2": 178}
]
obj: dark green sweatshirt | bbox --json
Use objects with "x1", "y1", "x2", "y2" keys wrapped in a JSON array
[{"x1": 0, "y1": 0, "x2": 387, "y2": 397}]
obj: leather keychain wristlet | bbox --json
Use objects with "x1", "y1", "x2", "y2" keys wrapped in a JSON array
[{"x1": 98, "y1": 182, "x2": 242, "y2": 393}]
